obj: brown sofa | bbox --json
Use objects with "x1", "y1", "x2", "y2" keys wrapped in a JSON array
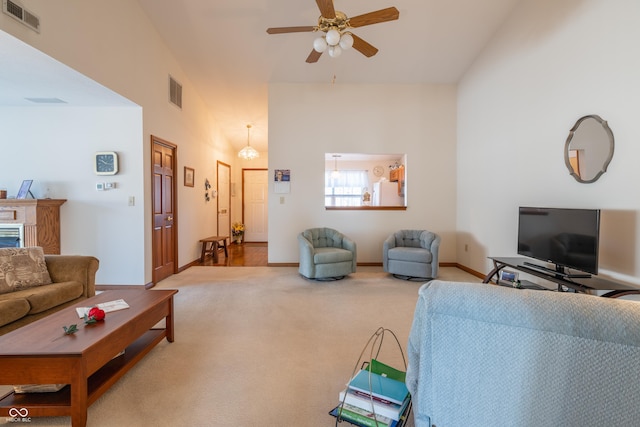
[{"x1": 0, "y1": 253, "x2": 99, "y2": 335}]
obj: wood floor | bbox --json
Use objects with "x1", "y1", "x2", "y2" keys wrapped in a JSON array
[{"x1": 197, "y1": 242, "x2": 268, "y2": 267}]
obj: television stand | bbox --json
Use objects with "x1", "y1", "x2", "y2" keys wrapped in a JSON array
[
  {"x1": 522, "y1": 261, "x2": 592, "y2": 279},
  {"x1": 484, "y1": 257, "x2": 640, "y2": 297}
]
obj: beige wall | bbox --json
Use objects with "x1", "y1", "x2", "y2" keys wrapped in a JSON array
[{"x1": 268, "y1": 83, "x2": 458, "y2": 263}]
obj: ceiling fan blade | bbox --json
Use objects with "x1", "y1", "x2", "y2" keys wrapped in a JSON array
[
  {"x1": 352, "y1": 34, "x2": 379, "y2": 57},
  {"x1": 349, "y1": 7, "x2": 400, "y2": 28},
  {"x1": 267, "y1": 26, "x2": 316, "y2": 34},
  {"x1": 316, "y1": 0, "x2": 336, "y2": 19},
  {"x1": 306, "y1": 49, "x2": 323, "y2": 63}
]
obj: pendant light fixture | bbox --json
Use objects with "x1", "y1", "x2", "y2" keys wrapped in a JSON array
[
  {"x1": 238, "y1": 124, "x2": 259, "y2": 160},
  {"x1": 331, "y1": 154, "x2": 341, "y2": 179}
]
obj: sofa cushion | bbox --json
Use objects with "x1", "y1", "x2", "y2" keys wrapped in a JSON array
[
  {"x1": 0, "y1": 247, "x2": 52, "y2": 294},
  {"x1": 313, "y1": 247, "x2": 353, "y2": 264},
  {"x1": 21, "y1": 281, "x2": 84, "y2": 314},
  {"x1": 0, "y1": 298, "x2": 30, "y2": 328},
  {"x1": 388, "y1": 247, "x2": 433, "y2": 263}
]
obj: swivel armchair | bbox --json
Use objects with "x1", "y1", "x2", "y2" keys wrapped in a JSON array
[
  {"x1": 298, "y1": 227, "x2": 357, "y2": 280},
  {"x1": 383, "y1": 229, "x2": 440, "y2": 280}
]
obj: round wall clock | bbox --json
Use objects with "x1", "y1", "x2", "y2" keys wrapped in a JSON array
[
  {"x1": 95, "y1": 151, "x2": 119, "y2": 175},
  {"x1": 373, "y1": 165, "x2": 384, "y2": 177}
]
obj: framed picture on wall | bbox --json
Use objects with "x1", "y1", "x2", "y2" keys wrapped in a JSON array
[{"x1": 184, "y1": 167, "x2": 195, "y2": 187}]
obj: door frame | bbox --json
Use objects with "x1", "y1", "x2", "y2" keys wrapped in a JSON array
[
  {"x1": 216, "y1": 160, "x2": 231, "y2": 237},
  {"x1": 242, "y1": 168, "x2": 269, "y2": 242},
  {"x1": 151, "y1": 135, "x2": 178, "y2": 285}
]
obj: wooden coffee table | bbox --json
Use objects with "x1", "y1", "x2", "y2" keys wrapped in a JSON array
[{"x1": 0, "y1": 289, "x2": 177, "y2": 427}]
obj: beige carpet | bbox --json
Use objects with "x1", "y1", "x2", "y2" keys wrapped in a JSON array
[{"x1": 1, "y1": 266, "x2": 479, "y2": 426}]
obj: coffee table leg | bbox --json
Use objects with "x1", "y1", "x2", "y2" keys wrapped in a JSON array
[
  {"x1": 166, "y1": 296, "x2": 175, "y2": 343},
  {"x1": 70, "y1": 364, "x2": 88, "y2": 427}
]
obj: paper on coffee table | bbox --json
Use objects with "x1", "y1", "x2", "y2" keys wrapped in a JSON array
[{"x1": 76, "y1": 299, "x2": 130, "y2": 318}]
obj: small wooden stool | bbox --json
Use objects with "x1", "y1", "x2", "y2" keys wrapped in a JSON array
[{"x1": 199, "y1": 236, "x2": 229, "y2": 263}]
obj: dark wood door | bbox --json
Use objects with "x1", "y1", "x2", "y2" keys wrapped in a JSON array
[{"x1": 151, "y1": 136, "x2": 177, "y2": 284}]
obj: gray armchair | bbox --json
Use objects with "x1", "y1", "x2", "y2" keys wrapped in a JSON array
[
  {"x1": 298, "y1": 227, "x2": 356, "y2": 280},
  {"x1": 383, "y1": 230, "x2": 440, "y2": 280}
]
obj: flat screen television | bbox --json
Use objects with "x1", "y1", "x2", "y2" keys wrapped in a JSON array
[{"x1": 517, "y1": 207, "x2": 600, "y2": 276}]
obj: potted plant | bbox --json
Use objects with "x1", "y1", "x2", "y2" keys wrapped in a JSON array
[{"x1": 232, "y1": 222, "x2": 245, "y2": 244}]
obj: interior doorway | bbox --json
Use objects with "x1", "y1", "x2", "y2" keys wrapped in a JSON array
[
  {"x1": 217, "y1": 161, "x2": 231, "y2": 237},
  {"x1": 243, "y1": 169, "x2": 268, "y2": 242},
  {"x1": 151, "y1": 136, "x2": 177, "y2": 284}
]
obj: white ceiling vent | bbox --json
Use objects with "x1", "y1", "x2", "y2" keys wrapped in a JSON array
[
  {"x1": 169, "y1": 75, "x2": 182, "y2": 109},
  {"x1": 2, "y1": 0, "x2": 40, "y2": 33}
]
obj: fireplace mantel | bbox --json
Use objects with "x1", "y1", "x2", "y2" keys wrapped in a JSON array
[{"x1": 0, "y1": 199, "x2": 66, "y2": 254}]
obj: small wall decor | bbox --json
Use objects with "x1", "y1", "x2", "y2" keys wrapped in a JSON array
[
  {"x1": 184, "y1": 167, "x2": 195, "y2": 187},
  {"x1": 204, "y1": 178, "x2": 211, "y2": 202},
  {"x1": 95, "y1": 151, "x2": 119, "y2": 175},
  {"x1": 274, "y1": 169, "x2": 291, "y2": 194},
  {"x1": 274, "y1": 169, "x2": 290, "y2": 182}
]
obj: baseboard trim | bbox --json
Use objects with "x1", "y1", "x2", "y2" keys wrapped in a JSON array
[
  {"x1": 454, "y1": 263, "x2": 486, "y2": 280},
  {"x1": 177, "y1": 260, "x2": 486, "y2": 281},
  {"x1": 180, "y1": 260, "x2": 200, "y2": 272}
]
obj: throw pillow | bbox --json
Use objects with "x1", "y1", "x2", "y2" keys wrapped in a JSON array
[{"x1": 0, "y1": 247, "x2": 52, "y2": 294}]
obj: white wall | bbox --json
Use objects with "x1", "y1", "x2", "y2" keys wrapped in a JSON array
[
  {"x1": 0, "y1": 107, "x2": 144, "y2": 284},
  {"x1": 457, "y1": 0, "x2": 640, "y2": 284},
  {"x1": 268, "y1": 83, "x2": 457, "y2": 264},
  {"x1": 0, "y1": 1, "x2": 240, "y2": 284}
]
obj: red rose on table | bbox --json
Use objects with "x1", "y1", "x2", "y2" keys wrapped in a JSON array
[{"x1": 85, "y1": 307, "x2": 106, "y2": 323}]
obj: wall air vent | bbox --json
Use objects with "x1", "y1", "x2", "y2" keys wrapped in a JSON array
[
  {"x1": 2, "y1": 0, "x2": 40, "y2": 33},
  {"x1": 169, "y1": 75, "x2": 182, "y2": 109}
]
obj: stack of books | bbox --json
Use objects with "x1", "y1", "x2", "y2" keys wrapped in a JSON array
[{"x1": 330, "y1": 359, "x2": 411, "y2": 427}]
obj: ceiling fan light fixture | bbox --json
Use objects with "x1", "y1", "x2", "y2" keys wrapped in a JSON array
[
  {"x1": 325, "y1": 28, "x2": 341, "y2": 46},
  {"x1": 313, "y1": 36, "x2": 328, "y2": 53},
  {"x1": 339, "y1": 32, "x2": 354, "y2": 50},
  {"x1": 328, "y1": 45, "x2": 342, "y2": 58},
  {"x1": 266, "y1": 4, "x2": 400, "y2": 63}
]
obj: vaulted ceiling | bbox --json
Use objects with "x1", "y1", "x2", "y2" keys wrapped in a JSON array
[
  {"x1": 0, "y1": 0, "x2": 522, "y2": 152},
  {"x1": 137, "y1": 0, "x2": 522, "y2": 152}
]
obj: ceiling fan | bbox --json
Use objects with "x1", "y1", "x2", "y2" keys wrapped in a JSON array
[{"x1": 266, "y1": 0, "x2": 400, "y2": 63}]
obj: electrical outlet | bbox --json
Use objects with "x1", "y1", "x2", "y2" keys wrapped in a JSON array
[
  {"x1": 128, "y1": 196, "x2": 135, "y2": 206},
  {"x1": 280, "y1": 196, "x2": 285, "y2": 204}
]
